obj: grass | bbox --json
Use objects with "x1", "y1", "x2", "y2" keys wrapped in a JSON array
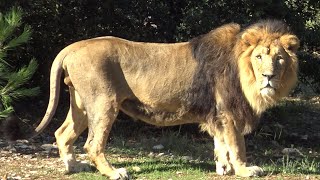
[
  {"x1": 71, "y1": 96, "x2": 320, "y2": 179},
  {"x1": 73, "y1": 133, "x2": 215, "y2": 180}
]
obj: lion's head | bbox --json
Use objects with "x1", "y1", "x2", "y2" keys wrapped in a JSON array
[{"x1": 236, "y1": 20, "x2": 299, "y2": 114}]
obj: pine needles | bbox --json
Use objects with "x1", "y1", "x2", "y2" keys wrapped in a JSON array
[{"x1": 0, "y1": 7, "x2": 39, "y2": 118}]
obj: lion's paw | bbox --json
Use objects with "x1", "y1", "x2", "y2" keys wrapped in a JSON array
[
  {"x1": 65, "y1": 161, "x2": 92, "y2": 173},
  {"x1": 215, "y1": 161, "x2": 233, "y2": 175},
  {"x1": 109, "y1": 168, "x2": 130, "y2": 180},
  {"x1": 235, "y1": 166, "x2": 264, "y2": 177}
]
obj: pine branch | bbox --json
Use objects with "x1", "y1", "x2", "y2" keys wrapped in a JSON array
[
  {"x1": 0, "y1": 94, "x2": 12, "y2": 108},
  {"x1": 4, "y1": 25, "x2": 32, "y2": 50},
  {"x1": 0, "y1": 106, "x2": 13, "y2": 119},
  {"x1": 8, "y1": 87, "x2": 40, "y2": 101},
  {"x1": 4, "y1": 7, "x2": 22, "y2": 27},
  {"x1": 0, "y1": 7, "x2": 22, "y2": 43},
  {"x1": 0, "y1": 8, "x2": 39, "y2": 119},
  {"x1": 0, "y1": 63, "x2": 10, "y2": 78},
  {"x1": 1, "y1": 58, "x2": 38, "y2": 95}
]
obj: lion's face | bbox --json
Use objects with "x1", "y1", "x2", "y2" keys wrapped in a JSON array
[
  {"x1": 250, "y1": 43, "x2": 289, "y2": 98},
  {"x1": 237, "y1": 25, "x2": 299, "y2": 114}
]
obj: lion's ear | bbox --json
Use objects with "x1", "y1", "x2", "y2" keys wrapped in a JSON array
[
  {"x1": 241, "y1": 30, "x2": 260, "y2": 46},
  {"x1": 280, "y1": 34, "x2": 300, "y2": 53}
]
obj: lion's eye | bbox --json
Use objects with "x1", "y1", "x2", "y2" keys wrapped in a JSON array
[
  {"x1": 256, "y1": 55, "x2": 262, "y2": 61},
  {"x1": 276, "y1": 55, "x2": 283, "y2": 61}
]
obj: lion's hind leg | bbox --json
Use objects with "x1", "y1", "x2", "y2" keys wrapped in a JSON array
[
  {"x1": 54, "y1": 88, "x2": 90, "y2": 173},
  {"x1": 83, "y1": 95, "x2": 129, "y2": 180}
]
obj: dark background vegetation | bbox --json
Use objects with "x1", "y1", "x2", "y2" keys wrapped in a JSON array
[{"x1": 0, "y1": 0, "x2": 319, "y2": 130}]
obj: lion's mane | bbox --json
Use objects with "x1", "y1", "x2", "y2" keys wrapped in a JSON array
[{"x1": 188, "y1": 20, "x2": 298, "y2": 135}]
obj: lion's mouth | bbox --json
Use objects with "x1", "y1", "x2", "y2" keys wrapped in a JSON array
[
  {"x1": 260, "y1": 84, "x2": 276, "y2": 96},
  {"x1": 261, "y1": 84, "x2": 276, "y2": 90}
]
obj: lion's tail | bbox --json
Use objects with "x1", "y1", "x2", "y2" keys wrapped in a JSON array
[
  {"x1": 0, "y1": 51, "x2": 67, "y2": 141},
  {"x1": 25, "y1": 51, "x2": 66, "y2": 139},
  {"x1": 26, "y1": 53, "x2": 65, "y2": 139},
  {"x1": 1, "y1": 50, "x2": 66, "y2": 141}
]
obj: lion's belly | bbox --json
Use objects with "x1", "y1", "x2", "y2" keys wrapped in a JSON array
[
  {"x1": 126, "y1": 77, "x2": 185, "y2": 108},
  {"x1": 120, "y1": 99, "x2": 203, "y2": 126}
]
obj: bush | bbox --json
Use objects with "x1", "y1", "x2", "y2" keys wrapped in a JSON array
[{"x1": 0, "y1": 7, "x2": 39, "y2": 118}]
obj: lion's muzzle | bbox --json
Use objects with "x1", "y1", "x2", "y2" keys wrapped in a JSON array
[{"x1": 260, "y1": 74, "x2": 278, "y2": 96}]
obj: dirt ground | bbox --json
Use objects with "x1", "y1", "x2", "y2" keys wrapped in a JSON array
[{"x1": 0, "y1": 95, "x2": 320, "y2": 180}]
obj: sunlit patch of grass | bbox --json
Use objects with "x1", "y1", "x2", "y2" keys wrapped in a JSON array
[
  {"x1": 73, "y1": 131, "x2": 215, "y2": 180},
  {"x1": 263, "y1": 156, "x2": 320, "y2": 175},
  {"x1": 73, "y1": 153, "x2": 214, "y2": 180}
]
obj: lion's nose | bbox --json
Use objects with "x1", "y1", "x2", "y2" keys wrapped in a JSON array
[{"x1": 262, "y1": 74, "x2": 275, "y2": 81}]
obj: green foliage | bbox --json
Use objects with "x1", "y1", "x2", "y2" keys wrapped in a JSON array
[
  {"x1": 0, "y1": 7, "x2": 39, "y2": 118},
  {"x1": 0, "y1": 1, "x2": 318, "y2": 119}
]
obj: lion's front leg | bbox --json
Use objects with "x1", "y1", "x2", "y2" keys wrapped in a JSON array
[
  {"x1": 222, "y1": 116, "x2": 263, "y2": 177},
  {"x1": 213, "y1": 136, "x2": 233, "y2": 175}
]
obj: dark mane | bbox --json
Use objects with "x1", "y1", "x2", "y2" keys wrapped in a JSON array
[{"x1": 187, "y1": 23, "x2": 258, "y2": 132}]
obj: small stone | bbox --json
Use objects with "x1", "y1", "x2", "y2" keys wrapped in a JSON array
[
  {"x1": 300, "y1": 135, "x2": 308, "y2": 140},
  {"x1": 13, "y1": 175, "x2": 22, "y2": 179},
  {"x1": 282, "y1": 148, "x2": 297, "y2": 154},
  {"x1": 282, "y1": 148, "x2": 303, "y2": 156},
  {"x1": 152, "y1": 144, "x2": 164, "y2": 150},
  {"x1": 41, "y1": 144, "x2": 57, "y2": 151},
  {"x1": 132, "y1": 166, "x2": 141, "y2": 172},
  {"x1": 23, "y1": 154, "x2": 34, "y2": 159},
  {"x1": 148, "y1": 152, "x2": 155, "y2": 157},
  {"x1": 182, "y1": 156, "x2": 193, "y2": 161},
  {"x1": 16, "y1": 140, "x2": 29, "y2": 143},
  {"x1": 156, "y1": 153, "x2": 165, "y2": 157},
  {"x1": 9, "y1": 147, "x2": 17, "y2": 153},
  {"x1": 16, "y1": 143, "x2": 29, "y2": 149}
]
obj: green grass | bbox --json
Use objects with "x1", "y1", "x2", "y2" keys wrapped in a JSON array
[
  {"x1": 72, "y1": 133, "x2": 319, "y2": 179},
  {"x1": 267, "y1": 156, "x2": 319, "y2": 175},
  {"x1": 72, "y1": 97, "x2": 320, "y2": 179},
  {"x1": 73, "y1": 138, "x2": 214, "y2": 180}
]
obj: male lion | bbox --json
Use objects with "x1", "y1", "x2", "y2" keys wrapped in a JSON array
[{"x1": 14, "y1": 20, "x2": 299, "y2": 179}]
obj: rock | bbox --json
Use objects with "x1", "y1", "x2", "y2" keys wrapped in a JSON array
[
  {"x1": 41, "y1": 144, "x2": 57, "y2": 151},
  {"x1": 156, "y1": 153, "x2": 165, "y2": 157},
  {"x1": 282, "y1": 148, "x2": 303, "y2": 156},
  {"x1": 16, "y1": 140, "x2": 29, "y2": 143},
  {"x1": 152, "y1": 144, "x2": 164, "y2": 150},
  {"x1": 148, "y1": 152, "x2": 155, "y2": 157},
  {"x1": 132, "y1": 166, "x2": 141, "y2": 172},
  {"x1": 16, "y1": 143, "x2": 29, "y2": 149},
  {"x1": 300, "y1": 135, "x2": 308, "y2": 140},
  {"x1": 9, "y1": 147, "x2": 17, "y2": 153},
  {"x1": 23, "y1": 154, "x2": 34, "y2": 159},
  {"x1": 182, "y1": 156, "x2": 193, "y2": 161}
]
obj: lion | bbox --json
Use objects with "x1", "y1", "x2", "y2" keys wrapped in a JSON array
[{"x1": 12, "y1": 20, "x2": 299, "y2": 179}]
